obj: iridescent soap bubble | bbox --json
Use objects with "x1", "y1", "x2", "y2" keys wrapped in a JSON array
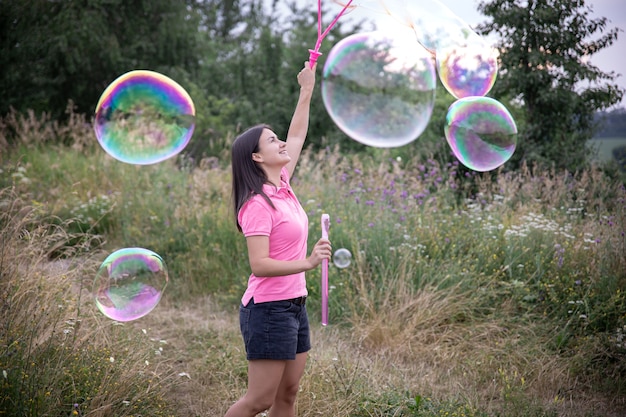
[
  {"x1": 93, "y1": 247, "x2": 169, "y2": 322},
  {"x1": 445, "y1": 97, "x2": 517, "y2": 172},
  {"x1": 436, "y1": 34, "x2": 499, "y2": 99},
  {"x1": 331, "y1": 0, "x2": 358, "y2": 14},
  {"x1": 333, "y1": 248, "x2": 352, "y2": 269},
  {"x1": 331, "y1": 0, "x2": 496, "y2": 99},
  {"x1": 402, "y1": 0, "x2": 474, "y2": 53},
  {"x1": 94, "y1": 70, "x2": 195, "y2": 165},
  {"x1": 348, "y1": 0, "x2": 472, "y2": 53},
  {"x1": 351, "y1": 0, "x2": 414, "y2": 27},
  {"x1": 321, "y1": 30, "x2": 436, "y2": 148}
]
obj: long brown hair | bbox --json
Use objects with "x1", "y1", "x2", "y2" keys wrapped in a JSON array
[{"x1": 231, "y1": 124, "x2": 276, "y2": 232}]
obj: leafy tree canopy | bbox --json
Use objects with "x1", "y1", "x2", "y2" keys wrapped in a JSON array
[
  {"x1": 0, "y1": 0, "x2": 206, "y2": 119},
  {"x1": 1, "y1": 0, "x2": 624, "y2": 171},
  {"x1": 477, "y1": 0, "x2": 624, "y2": 171}
]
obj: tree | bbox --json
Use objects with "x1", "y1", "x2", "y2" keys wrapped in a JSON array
[
  {"x1": 477, "y1": 0, "x2": 624, "y2": 171},
  {"x1": 192, "y1": 1, "x2": 362, "y2": 155},
  {"x1": 0, "y1": 0, "x2": 362, "y2": 158},
  {"x1": 0, "y1": 0, "x2": 203, "y2": 120}
]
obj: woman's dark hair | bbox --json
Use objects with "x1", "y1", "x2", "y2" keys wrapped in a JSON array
[{"x1": 231, "y1": 123, "x2": 276, "y2": 232}]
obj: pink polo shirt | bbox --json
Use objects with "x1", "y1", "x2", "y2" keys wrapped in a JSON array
[{"x1": 238, "y1": 167, "x2": 309, "y2": 306}]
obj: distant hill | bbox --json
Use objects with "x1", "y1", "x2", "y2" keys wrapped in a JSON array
[{"x1": 595, "y1": 107, "x2": 626, "y2": 138}]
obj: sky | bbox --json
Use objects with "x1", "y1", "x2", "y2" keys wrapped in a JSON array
[{"x1": 265, "y1": 0, "x2": 626, "y2": 108}]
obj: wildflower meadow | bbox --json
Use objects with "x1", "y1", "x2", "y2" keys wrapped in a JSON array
[{"x1": 1, "y1": 109, "x2": 625, "y2": 416}]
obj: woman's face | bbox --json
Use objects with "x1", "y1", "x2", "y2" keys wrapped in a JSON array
[{"x1": 252, "y1": 128, "x2": 290, "y2": 167}]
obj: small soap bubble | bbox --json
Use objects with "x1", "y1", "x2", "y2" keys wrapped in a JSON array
[
  {"x1": 94, "y1": 70, "x2": 195, "y2": 165},
  {"x1": 93, "y1": 247, "x2": 168, "y2": 322},
  {"x1": 333, "y1": 248, "x2": 352, "y2": 269}
]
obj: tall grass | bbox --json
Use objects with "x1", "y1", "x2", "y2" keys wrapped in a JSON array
[
  {"x1": 0, "y1": 188, "x2": 181, "y2": 416},
  {"x1": 1, "y1": 109, "x2": 625, "y2": 416}
]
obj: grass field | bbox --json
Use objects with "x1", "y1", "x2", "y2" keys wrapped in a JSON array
[
  {"x1": 1, "y1": 111, "x2": 625, "y2": 416},
  {"x1": 588, "y1": 137, "x2": 626, "y2": 162}
]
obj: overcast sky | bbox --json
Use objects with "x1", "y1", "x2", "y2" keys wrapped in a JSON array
[{"x1": 265, "y1": 0, "x2": 626, "y2": 108}]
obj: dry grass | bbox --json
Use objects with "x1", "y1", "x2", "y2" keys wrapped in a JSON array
[
  {"x1": 0, "y1": 189, "x2": 179, "y2": 416},
  {"x1": 3, "y1": 200, "x2": 624, "y2": 417},
  {"x1": 0, "y1": 102, "x2": 93, "y2": 153},
  {"x1": 131, "y1": 291, "x2": 626, "y2": 417}
]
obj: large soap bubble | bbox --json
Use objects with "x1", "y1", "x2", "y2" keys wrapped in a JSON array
[
  {"x1": 338, "y1": 0, "x2": 474, "y2": 53},
  {"x1": 93, "y1": 247, "x2": 169, "y2": 322},
  {"x1": 94, "y1": 70, "x2": 195, "y2": 165},
  {"x1": 321, "y1": 30, "x2": 436, "y2": 148},
  {"x1": 332, "y1": 1, "x2": 499, "y2": 98},
  {"x1": 445, "y1": 96, "x2": 517, "y2": 172},
  {"x1": 402, "y1": 0, "x2": 475, "y2": 53}
]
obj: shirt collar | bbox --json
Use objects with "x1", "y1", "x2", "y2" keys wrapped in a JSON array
[{"x1": 262, "y1": 174, "x2": 289, "y2": 196}]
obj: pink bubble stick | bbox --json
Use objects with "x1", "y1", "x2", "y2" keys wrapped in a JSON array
[
  {"x1": 321, "y1": 213, "x2": 330, "y2": 326},
  {"x1": 309, "y1": 0, "x2": 354, "y2": 69}
]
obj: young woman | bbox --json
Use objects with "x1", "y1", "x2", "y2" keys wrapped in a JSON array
[{"x1": 225, "y1": 62, "x2": 332, "y2": 417}]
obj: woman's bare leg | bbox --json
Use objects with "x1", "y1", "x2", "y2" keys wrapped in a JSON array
[
  {"x1": 224, "y1": 359, "x2": 287, "y2": 417},
  {"x1": 269, "y1": 352, "x2": 308, "y2": 417}
]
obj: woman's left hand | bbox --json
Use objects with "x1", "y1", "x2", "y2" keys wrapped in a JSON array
[
  {"x1": 297, "y1": 61, "x2": 316, "y2": 91},
  {"x1": 307, "y1": 238, "x2": 331, "y2": 269}
]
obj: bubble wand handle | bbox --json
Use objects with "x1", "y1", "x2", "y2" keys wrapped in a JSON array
[
  {"x1": 308, "y1": 0, "x2": 354, "y2": 69},
  {"x1": 321, "y1": 213, "x2": 330, "y2": 326}
]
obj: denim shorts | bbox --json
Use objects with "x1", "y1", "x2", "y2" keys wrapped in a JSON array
[{"x1": 239, "y1": 298, "x2": 311, "y2": 360}]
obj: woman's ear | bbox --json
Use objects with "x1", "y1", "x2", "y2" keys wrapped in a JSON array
[{"x1": 251, "y1": 153, "x2": 262, "y2": 162}]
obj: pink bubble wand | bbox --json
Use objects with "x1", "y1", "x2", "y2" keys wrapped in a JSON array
[
  {"x1": 309, "y1": 0, "x2": 354, "y2": 69},
  {"x1": 321, "y1": 213, "x2": 330, "y2": 326}
]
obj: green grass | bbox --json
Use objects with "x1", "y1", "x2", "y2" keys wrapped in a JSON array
[{"x1": 1, "y1": 110, "x2": 625, "y2": 416}]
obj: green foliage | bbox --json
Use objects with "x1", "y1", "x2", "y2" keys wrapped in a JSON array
[
  {"x1": 2, "y1": 0, "x2": 625, "y2": 173},
  {"x1": 0, "y1": 0, "x2": 365, "y2": 160},
  {"x1": 356, "y1": 392, "x2": 491, "y2": 417},
  {"x1": 193, "y1": 1, "x2": 362, "y2": 154},
  {"x1": 477, "y1": 0, "x2": 624, "y2": 172},
  {"x1": 0, "y1": 0, "x2": 203, "y2": 121}
]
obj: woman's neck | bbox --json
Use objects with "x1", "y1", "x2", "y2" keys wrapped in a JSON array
[{"x1": 264, "y1": 166, "x2": 283, "y2": 188}]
